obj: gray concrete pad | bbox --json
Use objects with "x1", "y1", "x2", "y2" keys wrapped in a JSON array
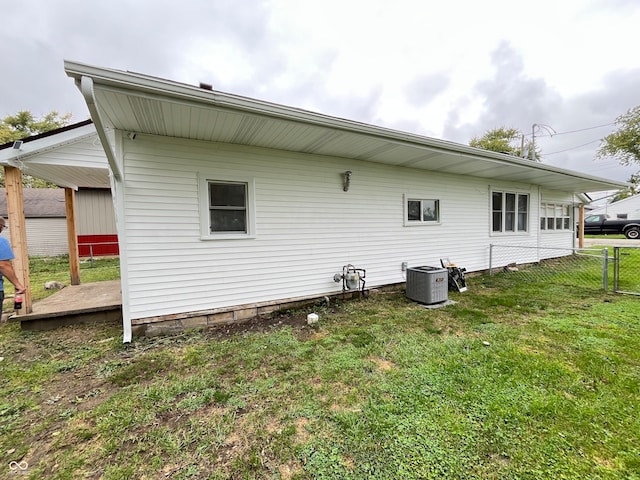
[
  {"x1": 11, "y1": 280, "x2": 122, "y2": 331},
  {"x1": 583, "y1": 238, "x2": 640, "y2": 247}
]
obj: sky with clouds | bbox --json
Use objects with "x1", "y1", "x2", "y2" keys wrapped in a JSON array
[{"x1": 2, "y1": 0, "x2": 639, "y2": 188}]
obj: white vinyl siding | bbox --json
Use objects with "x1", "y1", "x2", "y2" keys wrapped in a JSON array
[
  {"x1": 119, "y1": 134, "x2": 556, "y2": 320},
  {"x1": 1, "y1": 218, "x2": 69, "y2": 256},
  {"x1": 587, "y1": 194, "x2": 640, "y2": 220}
]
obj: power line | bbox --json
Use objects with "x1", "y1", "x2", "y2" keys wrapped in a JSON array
[
  {"x1": 551, "y1": 122, "x2": 615, "y2": 136},
  {"x1": 524, "y1": 122, "x2": 615, "y2": 138},
  {"x1": 544, "y1": 139, "x2": 602, "y2": 155}
]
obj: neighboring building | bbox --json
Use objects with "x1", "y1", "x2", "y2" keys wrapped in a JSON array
[
  {"x1": 76, "y1": 188, "x2": 118, "y2": 256},
  {"x1": 64, "y1": 61, "x2": 627, "y2": 342},
  {"x1": 0, "y1": 187, "x2": 117, "y2": 256},
  {"x1": 587, "y1": 194, "x2": 640, "y2": 219},
  {"x1": 0, "y1": 188, "x2": 67, "y2": 256}
]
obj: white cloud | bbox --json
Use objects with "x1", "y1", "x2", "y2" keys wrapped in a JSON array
[{"x1": 1, "y1": 0, "x2": 639, "y2": 183}]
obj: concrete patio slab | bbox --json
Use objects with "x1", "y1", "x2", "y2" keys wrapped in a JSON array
[{"x1": 10, "y1": 280, "x2": 122, "y2": 331}]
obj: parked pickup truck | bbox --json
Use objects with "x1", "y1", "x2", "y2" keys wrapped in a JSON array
[{"x1": 583, "y1": 214, "x2": 640, "y2": 239}]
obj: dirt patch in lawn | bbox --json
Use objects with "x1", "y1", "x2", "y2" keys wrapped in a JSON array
[{"x1": 203, "y1": 310, "x2": 336, "y2": 341}]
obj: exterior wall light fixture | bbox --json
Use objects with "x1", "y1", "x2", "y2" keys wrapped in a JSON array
[{"x1": 343, "y1": 171, "x2": 352, "y2": 192}]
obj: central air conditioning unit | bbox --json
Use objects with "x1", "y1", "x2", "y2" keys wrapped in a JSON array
[{"x1": 405, "y1": 266, "x2": 448, "y2": 305}]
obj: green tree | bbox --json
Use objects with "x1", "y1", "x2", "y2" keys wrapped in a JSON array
[
  {"x1": 0, "y1": 111, "x2": 71, "y2": 144},
  {"x1": 469, "y1": 126, "x2": 538, "y2": 160},
  {"x1": 597, "y1": 106, "x2": 640, "y2": 166},
  {"x1": 598, "y1": 106, "x2": 640, "y2": 202},
  {"x1": 610, "y1": 172, "x2": 640, "y2": 203},
  {"x1": 0, "y1": 111, "x2": 72, "y2": 188}
]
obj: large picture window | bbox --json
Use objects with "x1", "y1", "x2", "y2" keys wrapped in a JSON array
[
  {"x1": 405, "y1": 196, "x2": 440, "y2": 226},
  {"x1": 540, "y1": 202, "x2": 571, "y2": 231},
  {"x1": 199, "y1": 174, "x2": 255, "y2": 239},
  {"x1": 492, "y1": 190, "x2": 529, "y2": 233}
]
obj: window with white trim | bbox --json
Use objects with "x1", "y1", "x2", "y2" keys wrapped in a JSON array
[
  {"x1": 492, "y1": 191, "x2": 529, "y2": 233},
  {"x1": 405, "y1": 196, "x2": 440, "y2": 225},
  {"x1": 540, "y1": 202, "x2": 571, "y2": 231},
  {"x1": 199, "y1": 174, "x2": 255, "y2": 239}
]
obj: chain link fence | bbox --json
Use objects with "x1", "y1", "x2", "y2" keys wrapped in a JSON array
[
  {"x1": 489, "y1": 244, "x2": 640, "y2": 295},
  {"x1": 613, "y1": 247, "x2": 640, "y2": 296},
  {"x1": 489, "y1": 245, "x2": 612, "y2": 292}
]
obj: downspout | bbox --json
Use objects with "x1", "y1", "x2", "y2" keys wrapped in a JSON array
[
  {"x1": 80, "y1": 75, "x2": 131, "y2": 343},
  {"x1": 79, "y1": 76, "x2": 122, "y2": 181}
]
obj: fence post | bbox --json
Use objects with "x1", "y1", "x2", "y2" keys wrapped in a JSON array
[
  {"x1": 613, "y1": 247, "x2": 619, "y2": 293},
  {"x1": 489, "y1": 244, "x2": 493, "y2": 276},
  {"x1": 602, "y1": 248, "x2": 608, "y2": 291}
]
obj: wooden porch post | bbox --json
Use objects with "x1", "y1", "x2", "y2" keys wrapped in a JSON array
[
  {"x1": 4, "y1": 166, "x2": 31, "y2": 314},
  {"x1": 578, "y1": 204, "x2": 585, "y2": 248},
  {"x1": 65, "y1": 188, "x2": 81, "y2": 285}
]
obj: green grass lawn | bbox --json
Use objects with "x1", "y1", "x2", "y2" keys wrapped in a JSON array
[
  {"x1": 1, "y1": 260, "x2": 639, "y2": 479},
  {"x1": 584, "y1": 234, "x2": 627, "y2": 239}
]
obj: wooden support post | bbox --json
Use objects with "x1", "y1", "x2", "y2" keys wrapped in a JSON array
[
  {"x1": 65, "y1": 188, "x2": 81, "y2": 285},
  {"x1": 578, "y1": 205, "x2": 585, "y2": 248},
  {"x1": 4, "y1": 166, "x2": 31, "y2": 314}
]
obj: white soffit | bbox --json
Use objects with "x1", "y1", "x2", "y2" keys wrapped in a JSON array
[
  {"x1": 65, "y1": 61, "x2": 628, "y2": 194},
  {"x1": 0, "y1": 123, "x2": 110, "y2": 189}
]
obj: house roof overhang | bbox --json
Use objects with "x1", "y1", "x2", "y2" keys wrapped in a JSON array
[{"x1": 64, "y1": 60, "x2": 628, "y2": 195}]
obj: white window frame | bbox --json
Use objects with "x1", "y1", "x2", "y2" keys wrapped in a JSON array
[
  {"x1": 540, "y1": 202, "x2": 572, "y2": 232},
  {"x1": 491, "y1": 189, "x2": 529, "y2": 235},
  {"x1": 404, "y1": 195, "x2": 441, "y2": 226},
  {"x1": 198, "y1": 173, "x2": 256, "y2": 240}
]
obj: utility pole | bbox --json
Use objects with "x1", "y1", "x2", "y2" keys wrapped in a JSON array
[{"x1": 531, "y1": 123, "x2": 556, "y2": 162}]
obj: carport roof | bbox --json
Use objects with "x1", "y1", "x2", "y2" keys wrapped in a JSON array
[
  {"x1": 61, "y1": 60, "x2": 626, "y2": 194},
  {"x1": 0, "y1": 120, "x2": 110, "y2": 189}
]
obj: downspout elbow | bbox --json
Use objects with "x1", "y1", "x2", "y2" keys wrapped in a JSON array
[{"x1": 79, "y1": 76, "x2": 122, "y2": 181}]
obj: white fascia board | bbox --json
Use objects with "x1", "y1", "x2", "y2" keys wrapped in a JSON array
[{"x1": 0, "y1": 124, "x2": 97, "y2": 164}]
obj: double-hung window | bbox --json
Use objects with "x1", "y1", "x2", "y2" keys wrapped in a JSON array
[
  {"x1": 492, "y1": 190, "x2": 529, "y2": 233},
  {"x1": 199, "y1": 174, "x2": 255, "y2": 239}
]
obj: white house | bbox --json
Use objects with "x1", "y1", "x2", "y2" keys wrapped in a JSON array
[
  {"x1": 61, "y1": 61, "x2": 625, "y2": 342},
  {"x1": 587, "y1": 194, "x2": 640, "y2": 219}
]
